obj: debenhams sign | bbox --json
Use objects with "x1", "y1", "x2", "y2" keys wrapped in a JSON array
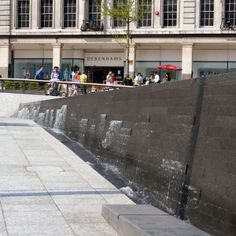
[{"x1": 85, "y1": 53, "x2": 124, "y2": 67}]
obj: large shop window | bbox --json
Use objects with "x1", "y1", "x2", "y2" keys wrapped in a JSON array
[
  {"x1": 113, "y1": 0, "x2": 126, "y2": 27},
  {"x1": 138, "y1": 0, "x2": 152, "y2": 27},
  {"x1": 14, "y1": 59, "x2": 52, "y2": 79},
  {"x1": 192, "y1": 62, "x2": 228, "y2": 78},
  {"x1": 64, "y1": 0, "x2": 76, "y2": 28},
  {"x1": 225, "y1": 0, "x2": 236, "y2": 27},
  {"x1": 163, "y1": 0, "x2": 177, "y2": 27},
  {"x1": 17, "y1": 0, "x2": 30, "y2": 28},
  {"x1": 200, "y1": 0, "x2": 214, "y2": 27},
  {"x1": 40, "y1": 0, "x2": 53, "y2": 28}
]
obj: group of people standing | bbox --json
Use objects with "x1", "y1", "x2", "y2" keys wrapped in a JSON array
[
  {"x1": 34, "y1": 65, "x2": 87, "y2": 96},
  {"x1": 123, "y1": 71, "x2": 172, "y2": 86},
  {"x1": 69, "y1": 65, "x2": 87, "y2": 96}
]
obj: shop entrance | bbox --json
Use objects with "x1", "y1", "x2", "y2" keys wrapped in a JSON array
[{"x1": 86, "y1": 66, "x2": 124, "y2": 83}]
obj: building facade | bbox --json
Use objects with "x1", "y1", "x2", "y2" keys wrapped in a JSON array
[{"x1": 0, "y1": 0, "x2": 236, "y2": 82}]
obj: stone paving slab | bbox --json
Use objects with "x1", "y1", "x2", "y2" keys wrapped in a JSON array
[
  {"x1": 0, "y1": 118, "x2": 134, "y2": 235},
  {"x1": 102, "y1": 204, "x2": 211, "y2": 236}
]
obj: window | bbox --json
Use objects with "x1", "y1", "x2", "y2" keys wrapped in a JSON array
[
  {"x1": 163, "y1": 0, "x2": 177, "y2": 27},
  {"x1": 225, "y1": 0, "x2": 236, "y2": 27},
  {"x1": 13, "y1": 59, "x2": 52, "y2": 79},
  {"x1": 200, "y1": 0, "x2": 214, "y2": 26},
  {"x1": 17, "y1": 0, "x2": 30, "y2": 28},
  {"x1": 138, "y1": 0, "x2": 152, "y2": 27},
  {"x1": 40, "y1": 0, "x2": 53, "y2": 28},
  {"x1": 113, "y1": 0, "x2": 126, "y2": 27},
  {"x1": 64, "y1": 0, "x2": 76, "y2": 27},
  {"x1": 88, "y1": 0, "x2": 101, "y2": 26}
]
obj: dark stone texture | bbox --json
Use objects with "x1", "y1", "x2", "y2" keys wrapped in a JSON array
[{"x1": 17, "y1": 73, "x2": 236, "y2": 236}]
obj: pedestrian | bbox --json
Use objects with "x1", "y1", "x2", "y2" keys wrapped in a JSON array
[
  {"x1": 47, "y1": 66, "x2": 62, "y2": 95},
  {"x1": 80, "y1": 71, "x2": 88, "y2": 94},
  {"x1": 163, "y1": 73, "x2": 171, "y2": 82},
  {"x1": 154, "y1": 71, "x2": 161, "y2": 83},
  {"x1": 34, "y1": 66, "x2": 44, "y2": 80},
  {"x1": 133, "y1": 72, "x2": 140, "y2": 86},
  {"x1": 112, "y1": 73, "x2": 116, "y2": 84},
  {"x1": 106, "y1": 71, "x2": 112, "y2": 84},
  {"x1": 123, "y1": 75, "x2": 133, "y2": 86}
]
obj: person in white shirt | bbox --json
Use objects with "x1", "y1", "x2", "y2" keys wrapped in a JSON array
[{"x1": 154, "y1": 72, "x2": 160, "y2": 83}]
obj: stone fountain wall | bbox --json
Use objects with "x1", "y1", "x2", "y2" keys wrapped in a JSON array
[{"x1": 17, "y1": 74, "x2": 236, "y2": 236}]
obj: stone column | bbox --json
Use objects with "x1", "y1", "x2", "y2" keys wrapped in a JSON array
[
  {"x1": 153, "y1": 0, "x2": 161, "y2": 29},
  {"x1": 54, "y1": 0, "x2": 62, "y2": 29},
  {"x1": 105, "y1": 0, "x2": 112, "y2": 31},
  {"x1": 32, "y1": 0, "x2": 39, "y2": 29},
  {"x1": 78, "y1": 0, "x2": 86, "y2": 29},
  {"x1": 124, "y1": 43, "x2": 136, "y2": 78},
  {"x1": 52, "y1": 43, "x2": 63, "y2": 68},
  {"x1": 0, "y1": 42, "x2": 9, "y2": 78},
  {"x1": 182, "y1": 44, "x2": 193, "y2": 79}
]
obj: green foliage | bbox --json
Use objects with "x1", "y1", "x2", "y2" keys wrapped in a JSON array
[
  {"x1": 100, "y1": 0, "x2": 148, "y2": 76},
  {"x1": 4, "y1": 81, "x2": 41, "y2": 91}
]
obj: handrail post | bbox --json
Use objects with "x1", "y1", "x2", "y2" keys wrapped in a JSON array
[
  {"x1": 22, "y1": 80, "x2": 25, "y2": 94},
  {"x1": 66, "y1": 83, "x2": 69, "y2": 97}
]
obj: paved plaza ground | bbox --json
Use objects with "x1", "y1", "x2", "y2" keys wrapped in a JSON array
[{"x1": 0, "y1": 118, "x2": 134, "y2": 235}]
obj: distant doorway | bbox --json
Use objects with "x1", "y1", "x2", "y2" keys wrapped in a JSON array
[{"x1": 86, "y1": 66, "x2": 124, "y2": 83}]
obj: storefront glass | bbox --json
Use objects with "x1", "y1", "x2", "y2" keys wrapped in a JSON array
[
  {"x1": 228, "y1": 62, "x2": 236, "y2": 72},
  {"x1": 61, "y1": 59, "x2": 84, "y2": 80},
  {"x1": 192, "y1": 62, "x2": 228, "y2": 78},
  {"x1": 136, "y1": 61, "x2": 182, "y2": 80},
  {"x1": 13, "y1": 59, "x2": 52, "y2": 79}
]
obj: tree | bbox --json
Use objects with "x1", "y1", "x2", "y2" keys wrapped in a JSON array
[{"x1": 102, "y1": 0, "x2": 147, "y2": 78}]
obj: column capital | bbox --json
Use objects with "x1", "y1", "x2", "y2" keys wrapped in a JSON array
[
  {"x1": 182, "y1": 43, "x2": 194, "y2": 47},
  {"x1": 0, "y1": 43, "x2": 10, "y2": 48},
  {"x1": 52, "y1": 42, "x2": 63, "y2": 48}
]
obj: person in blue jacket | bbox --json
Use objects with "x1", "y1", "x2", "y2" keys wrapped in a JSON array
[{"x1": 34, "y1": 66, "x2": 44, "y2": 80}]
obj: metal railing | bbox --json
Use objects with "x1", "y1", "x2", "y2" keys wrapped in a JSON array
[
  {"x1": 80, "y1": 20, "x2": 104, "y2": 31},
  {"x1": 220, "y1": 18, "x2": 236, "y2": 31},
  {"x1": 0, "y1": 78, "x2": 133, "y2": 96}
]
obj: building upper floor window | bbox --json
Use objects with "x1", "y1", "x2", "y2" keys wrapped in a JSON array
[
  {"x1": 17, "y1": 0, "x2": 30, "y2": 28},
  {"x1": 224, "y1": 0, "x2": 236, "y2": 27},
  {"x1": 40, "y1": 0, "x2": 53, "y2": 28},
  {"x1": 64, "y1": 0, "x2": 76, "y2": 27},
  {"x1": 113, "y1": 0, "x2": 126, "y2": 28},
  {"x1": 163, "y1": 0, "x2": 177, "y2": 27},
  {"x1": 88, "y1": 0, "x2": 101, "y2": 26},
  {"x1": 138, "y1": 0, "x2": 152, "y2": 27},
  {"x1": 200, "y1": 0, "x2": 214, "y2": 26}
]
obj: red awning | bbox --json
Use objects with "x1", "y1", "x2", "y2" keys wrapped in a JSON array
[{"x1": 158, "y1": 64, "x2": 182, "y2": 71}]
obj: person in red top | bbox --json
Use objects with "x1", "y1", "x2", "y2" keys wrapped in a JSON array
[{"x1": 112, "y1": 73, "x2": 116, "y2": 84}]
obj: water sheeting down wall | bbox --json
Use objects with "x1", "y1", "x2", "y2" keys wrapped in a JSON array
[{"x1": 17, "y1": 74, "x2": 236, "y2": 236}]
